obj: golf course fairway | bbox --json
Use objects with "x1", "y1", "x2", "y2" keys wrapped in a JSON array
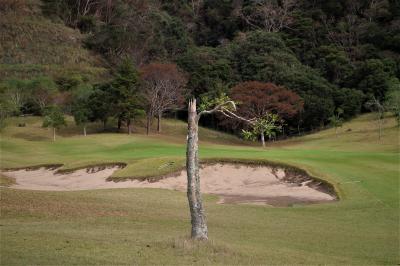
[{"x1": 0, "y1": 114, "x2": 398, "y2": 265}]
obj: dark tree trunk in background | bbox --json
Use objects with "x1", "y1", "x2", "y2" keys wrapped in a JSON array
[
  {"x1": 186, "y1": 99, "x2": 208, "y2": 240},
  {"x1": 146, "y1": 116, "x2": 151, "y2": 135},
  {"x1": 103, "y1": 119, "x2": 107, "y2": 131},
  {"x1": 118, "y1": 117, "x2": 122, "y2": 129},
  {"x1": 157, "y1": 113, "x2": 162, "y2": 133}
]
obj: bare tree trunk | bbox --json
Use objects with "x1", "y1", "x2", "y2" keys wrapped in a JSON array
[
  {"x1": 378, "y1": 117, "x2": 382, "y2": 140},
  {"x1": 157, "y1": 113, "x2": 162, "y2": 133},
  {"x1": 53, "y1": 127, "x2": 56, "y2": 142},
  {"x1": 83, "y1": 125, "x2": 87, "y2": 136},
  {"x1": 103, "y1": 119, "x2": 107, "y2": 131},
  {"x1": 117, "y1": 117, "x2": 122, "y2": 130},
  {"x1": 260, "y1": 131, "x2": 265, "y2": 147},
  {"x1": 186, "y1": 99, "x2": 208, "y2": 240},
  {"x1": 146, "y1": 116, "x2": 150, "y2": 135}
]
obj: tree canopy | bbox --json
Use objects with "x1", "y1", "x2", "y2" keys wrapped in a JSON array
[{"x1": 1, "y1": 0, "x2": 398, "y2": 137}]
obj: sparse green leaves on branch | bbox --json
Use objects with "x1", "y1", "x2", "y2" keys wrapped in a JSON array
[
  {"x1": 329, "y1": 108, "x2": 344, "y2": 127},
  {"x1": 198, "y1": 93, "x2": 233, "y2": 112},
  {"x1": 242, "y1": 113, "x2": 282, "y2": 143},
  {"x1": 42, "y1": 105, "x2": 66, "y2": 141},
  {"x1": 241, "y1": 129, "x2": 257, "y2": 141},
  {"x1": 328, "y1": 108, "x2": 344, "y2": 137},
  {"x1": 42, "y1": 105, "x2": 66, "y2": 130},
  {"x1": 365, "y1": 97, "x2": 386, "y2": 140}
]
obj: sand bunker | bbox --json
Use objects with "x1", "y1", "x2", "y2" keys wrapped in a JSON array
[{"x1": 1, "y1": 163, "x2": 337, "y2": 206}]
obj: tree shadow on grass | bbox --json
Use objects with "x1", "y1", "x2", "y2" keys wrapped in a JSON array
[{"x1": 12, "y1": 132, "x2": 49, "y2": 141}]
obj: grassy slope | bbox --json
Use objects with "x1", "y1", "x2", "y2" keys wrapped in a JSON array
[
  {"x1": 0, "y1": 1, "x2": 108, "y2": 81},
  {"x1": 0, "y1": 114, "x2": 399, "y2": 264}
]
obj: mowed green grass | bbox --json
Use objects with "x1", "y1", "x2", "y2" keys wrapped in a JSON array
[{"x1": 0, "y1": 114, "x2": 399, "y2": 265}]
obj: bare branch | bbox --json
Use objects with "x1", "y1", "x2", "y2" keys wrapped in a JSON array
[
  {"x1": 240, "y1": 0, "x2": 297, "y2": 32},
  {"x1": 219, "y1": 107, "x2": 256, "y2": 125}
]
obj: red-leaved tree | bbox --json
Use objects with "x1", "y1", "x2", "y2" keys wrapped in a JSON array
[
  {"x1": 229, "y1": 81, "x2": 303, "y2": 144},
  {"x1": 140, "y1": 63, "x2": 187, "y2": 134}
]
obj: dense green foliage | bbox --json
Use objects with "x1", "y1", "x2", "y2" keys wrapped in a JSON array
[
  {"x1": 1, "y1": 0, "x2": 399, "y2": 138},
  {"x1": 42, "y1": 105, "x2": 66, "y2": 129},
  {"x1": 85, "y1": 60, "x2": 144, "y2": 130},
  {"x1": 385, "y1": 81, "x2": 400, "y2": 125}
]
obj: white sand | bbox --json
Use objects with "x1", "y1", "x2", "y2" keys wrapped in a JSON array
[{"x1": 1, "y1": 164, "x2": 336, "y2": 205}]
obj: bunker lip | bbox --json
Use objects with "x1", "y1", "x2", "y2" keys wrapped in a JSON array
[
  {"x1": 200, "y1": 158, "x2": 338, "y2": 199},
  {"x1": 217, "y1": 195, "x2": 334, "y2": 206},
  {"x1": 54, "y1": 163, "x2": 127, "y2": 174},
  {"x1": 1, "y1": 164, "x2": 64, "y2": 172},
  {"x1": 1, "y1": 162, "x2": 338, "y2": 206},
  {"x1": 1, "y1": 163, "x2": 127, "y2": 174}
]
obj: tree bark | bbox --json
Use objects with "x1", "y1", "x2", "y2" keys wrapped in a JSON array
[
  {"x1": 83, "y1": 125, "x2": 87, "y2": 136},
  {"x1": 117, "y1": 117, "x2": 122, "y2": 130},
  {"x1": 260, "y1": 130, "x2": 265, "y2": 147},
  {"x1": 53, "y1": 127, "x2": 56, "y2": 142},
  {"x1": 157, "y1": 113, "x2": 162, "y2": 133},
  {"x1": 186, "y1": 99, "x2": 208, "y2": 240},
  {"x1": 146, "y1": 116, "x2": 150, "y2": 135},
  {"x1": 128, "y1": 119, "x2": 132, "y2": 135},
  {"x1": 103, "y1": 119, "x2": 107, "y2": 131}
]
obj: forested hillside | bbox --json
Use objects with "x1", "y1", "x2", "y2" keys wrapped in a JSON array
[{"x1": 1, "y1": 0, "x2": 399, "y2": 137}]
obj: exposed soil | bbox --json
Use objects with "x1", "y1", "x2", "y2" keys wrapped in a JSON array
[{"x1": 1, "y1": 163, "x2": 337, "y2": 206}]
